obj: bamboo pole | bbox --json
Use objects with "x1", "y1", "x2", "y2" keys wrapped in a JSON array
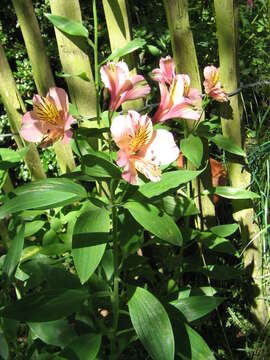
[
  {"x1": 163, "y1": 0, "x2": 216, "y2": 228},
  {"x1": 102, "y1": 0, "x2": 144, "y2": 111},
  {"x1": 214, "y1": 0, "x2": 268, "y2": 326},
  {"x1": 49, "y1": 0, "x2": 97, "y2": 124},
  {"x1": 0, "y1": 42, "x2": 46, "y2": 180},
  {"x1": 12, "y1": 0, "x2": 75, "y2": 173}
]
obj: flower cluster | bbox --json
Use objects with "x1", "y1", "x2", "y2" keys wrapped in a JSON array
[
  {"x1": 20, "y1": 56, "x2": 228, "y2": 185},
  {"x1": 21, "y1": 87, "x2": 74, "y2": 148},
  {"x1": 203, "y1": 66, "x2": 229, "y2": 102}
]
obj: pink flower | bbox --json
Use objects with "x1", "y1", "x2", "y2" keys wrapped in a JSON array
[
  {"x1": 247, "y1": 0, "x2": 253, "y2": 8},
  {"x1": 152, "y1": 75, "x2": 201, "y2": 123},
  {"x1": 152, "y1": 55, "x2": 176, "y2": 85},
  {"x1": 203, "y1": 66, "x2": 229, "y2": 102},
  {"x1": 181, "y1": 74, "x2": 202, "y2": 108},
  {"x1": 21, "y1": 87, "x2": 74, "y2": 147},
  {"x1": 111, "y1": 110, "x2": 179, "y2": 185},
  {"x1": 100, "y1": 61, "x2": 150, "y2": 112}
]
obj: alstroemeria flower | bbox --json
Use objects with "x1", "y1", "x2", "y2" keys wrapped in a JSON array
[
  {"x1": 111, "y1": 110, "x2": 179, "y2": 185},
  {"x1": 181, "y1": 74, "x2": 202, "y2": 108},
  {"x1": 152, "y1": 75, "x2": 201, "y2": 123},
  {"x1": 21, "y1": 87, "x2": 74, "y2": 147},
  {"x1": 152, "y1": 55, "x2": 176, "y2": 85},
  {"x1": 100, "y1": 60, "x2": 150, "y2": 112},
  {"x1": 247, "y1": 0, "x2": 253, "y2": 8},
  {"x1": 203, "y1": 66, "x2": 229, "y2": 102}
]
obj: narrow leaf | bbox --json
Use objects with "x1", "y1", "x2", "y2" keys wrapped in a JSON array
[
  {"x1": 0, "y1": 289, "x2": 88, "y2": 322},
  {"x1": 45, "y1": 13, "x2": 89, "y2": 38},
  {"x1": 82, "y1": 152, "x2": 121, "y2": 180},
  {"x1": 0, "y1": 179, "x2": 87, "y2": 219},
  {"x1": 214, "y1": 186, "x2": 259, "y2": 199},
  {"x1": 128, "y1": 287, "x2": 175, "y2": 360},
  {"x1": 3, "y1": 225, "x2": 25, "y2": 279},
  {"x1": 62, "y1": 334, "x2": 101, "y2": 360},
  {"x1": 102, "y1": 38, "x2": 146, "y2": 64},
  {"x1": 72, "y1": 206, "x2": 110, "y2": 284},
  {"x1": 180, "y1": 324, "x2": 215, "y2": 360},
  {"x1": 124, "y1": 200, "x2": 182, "y2": 246},
  {"x1": 210, "y1": 223, "x2": 238, "y2": 237},
  {"x1": 170, "y1": 296, "x2": 224, "y2": 322},
  {"x1": 28, "y1": 320, "x2": 77, "y2": 347},
  {"x1": 181, "y1": 135, "x2": 203, "y2": 168},
  {"x1": 210, "y1": 134, "x2": 246, "y2": 157},
  {"x1": 139, "y1": 169, "x2": 203, "y2": 198}
]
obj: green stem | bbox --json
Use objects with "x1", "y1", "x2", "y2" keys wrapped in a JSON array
[{"x1": 111, "y1": 186, "x2": 119, "y2": 355}]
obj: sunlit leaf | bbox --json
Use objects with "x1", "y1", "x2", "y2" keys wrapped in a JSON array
[
  {"x1": 124, "y1": 199, "x2": 182, "y2": 246},
  {"x1": 214, "y1": 186, "x2": 259, "y2": 199},
  {"x1": 72, "y1": 206, "x2": 110, "y2": 284},
  {"x1": 181, "y1": 135, "x2": 203, "y2": 168},
  {"x1": 0, "y1": 179, "x2": 87, "y2": 219},
  {"x1": 102, "y1": 38, "x2": 146, "y2": 64},
  {"x1": 45, "y1": 13, "x2": 88, "y2": 38},
  {"x1": 210, "y1": 134, "x2": 246, "y2": 157},
  {"x1": 128, "y1": 287, "x2": 174, "y2": 360},
  {"x1": 139, "y1": 169, "x2": 203, "y2": 198}
]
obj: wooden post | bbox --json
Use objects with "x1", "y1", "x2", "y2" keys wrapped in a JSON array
[
  {"x1": 163, "y1": 0, "x2": 216, "y2": 228},
  {"x1": 0, "y1": 42, "x2": 46, "y2": 180},
  {"x1": 12, "y1": 0, "x2": 75, "y2": 173},
  {"x1": 102, "y1": 0, "x2": 144, "y2": 111},
  {"x1": 214, "y1": 0, "x2": 268, "y2": 326}
]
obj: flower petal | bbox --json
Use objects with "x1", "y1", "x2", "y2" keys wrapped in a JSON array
[
  {"x1": 142, "y1": 129, "x2": 179, "y2": 166},
  {"x1": 47, "y1": 87, "x2": 69, "y2": 113},
  {"x1": 21, "y1": 111, "x2": 48, "y2": 142},
  {"x1": 117, "y1": 150, "x2": 138, "y2": 184},
  {"x1": 64, "y1": 114, "x2": 75, "y2": 130}
]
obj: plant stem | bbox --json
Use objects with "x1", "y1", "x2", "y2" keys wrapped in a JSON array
[{"x1": 111, "y1": 185, "x2": 119, "y2": 356}]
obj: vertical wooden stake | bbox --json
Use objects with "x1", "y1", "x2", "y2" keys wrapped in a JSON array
[
  {"x1": 12, "y1": 0, "x2": 75, "y2": 173},
  {"x1": 214, "y1": 0, "x2": 268, "y2": 326}
]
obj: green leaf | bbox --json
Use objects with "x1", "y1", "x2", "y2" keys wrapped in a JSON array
[
  {"x1": 0, "y1": 148, "x2": 22, "y2": 169},
  {"x1": 24, "y1": 221, "x2": 45, "y2": 237},
  {"x1": 210, "y1": 223, "x2": 238, "y2": 237},
  {"x1": 62, "y1": 334, "x2": 101, "y2": 360},
  {"x1": 82, "y1": 152, "x2": 121, "y2": 180},
  {"x1": 0, "y1": 179, "x2": 87, "y2": 219},
  {"x1": 102, "y1": 38, "x2": 146, "y2": 64},
  {"x1": 123, "y1": 199, "x2": 182, "y2": 246},
  {"x1": 170, "y1": 296, "x2": 224, "y2": 322},
  {"x1": 139, "y1": 169, "x2": 202, "y2": 198},
  {"x1": 3, "y1": 225, "x2": 25, "y2": 279},
  {"x1": 199, "y1": 233, "x2": 237, "y2": 255},
  {"x1": 158, "y1": 196, "x2": 199, "y2": 220},
  {"x1": 128, "y1": 287, "x2": 175, "y2": 360},
  {"x1": 210, "y1": 134, "x2": 246, "y2": 157},
  {"x1": 214, "y1": 186, "x2": 259, "y2": 199},
  {"x1": 45, "y1": 13, "x2": 89, "y2": 38},
  {"x1": 0, "y1": 333, "x2": 9, "y2": 360},
  {"x1": 0, "y1": 289, "x2": 88, "y2": 322},
  {"x1": 200, "y1": 265, "x2": 242, "y2": 280},
  {"x1": 167, "y1": 305, "x2": 215, "y2": 360},
  {"x1": 28, "y1": 319, "x2": 77, "y2": 347},
  {"x1": 147, "y1": 44, "x2": 161, "y2": 56},
  {"x1": 55, "y1": 71, "x2": 91, "y2": 82},
  {"x1": 180, "y1": 324, "x2": 215, "y2": 360},
  {"x1": 181, "y1": 135, "x2": 203, "y2": 168},
  {"x1": 72, "y1": 206, "x2": 110, "y2": 284}
]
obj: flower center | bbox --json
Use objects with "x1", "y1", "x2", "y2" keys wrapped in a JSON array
[
  {"x1": 130, "y1": 125, "x2": 152, "y2": 153},
  {"x1": 34, "y1": 97, "x2": 62, "y2": 126}
]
